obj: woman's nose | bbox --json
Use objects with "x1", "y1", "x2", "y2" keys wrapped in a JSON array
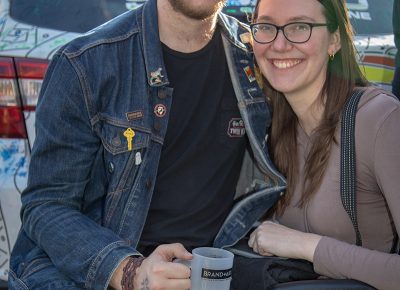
[{"x1": 271, "y1": 30, "x2": 292, "y2": 51}]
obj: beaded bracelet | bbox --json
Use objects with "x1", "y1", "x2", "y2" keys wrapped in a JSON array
[{"x1": 121, "y1": 256, "x2": 146, "y2": 290}]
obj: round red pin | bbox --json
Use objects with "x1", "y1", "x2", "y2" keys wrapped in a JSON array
[{"x1": 154, "y1": 104, "x2": 167, "y2": 117}]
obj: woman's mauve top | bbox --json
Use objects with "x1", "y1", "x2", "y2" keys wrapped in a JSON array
[{"x1": 278, "y1": 87, "x2": 400, "y2": 290}]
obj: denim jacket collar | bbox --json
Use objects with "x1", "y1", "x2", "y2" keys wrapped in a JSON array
[
  {"x1": 140, "y1": 0, "x2": 169, "y2": 87},
  {"x1": 140, "y1": 0, "x2": 253, "y2": 88}
]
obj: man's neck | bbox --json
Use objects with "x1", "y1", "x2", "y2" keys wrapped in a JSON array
[{"x1": 157, "y1": 0, "x2": 219, "y2": 53}]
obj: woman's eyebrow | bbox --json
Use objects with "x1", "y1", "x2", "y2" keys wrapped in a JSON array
[
  {"x1": 256, "y1": 15, "x2": 317, "y2": 23},
  {"x1": 256, "y1": 15, "x2": 273, "y2": 22}
]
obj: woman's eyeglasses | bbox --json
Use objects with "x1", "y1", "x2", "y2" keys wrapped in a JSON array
[{"x1": 250, "y1": 22, "x2": 329, "y2": 44}]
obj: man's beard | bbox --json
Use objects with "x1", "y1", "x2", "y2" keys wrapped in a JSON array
[{"x1": 168, "y1": 0, "x2": 226, "y2": 20}]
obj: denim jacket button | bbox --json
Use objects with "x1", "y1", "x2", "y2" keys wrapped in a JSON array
[
  {"x1": 112, "y1": 136, "x2": 121, "y2": 146},
  {"x1": 108, "y1": 162, "x2": 115, "y2": 173},
  {"x1": 158, "y1": 90, "x2": 166, "y2": 99},
  {"x1": 154, "y1": 122, "x2": 161, "y2": 132}
]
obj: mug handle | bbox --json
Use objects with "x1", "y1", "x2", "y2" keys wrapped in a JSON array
[{"x1": 173, "y1": 258, "x2": 192, "y2": 268}]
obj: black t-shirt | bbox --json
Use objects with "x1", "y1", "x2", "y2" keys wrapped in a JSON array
[{"x1": 139, "y1": 29, "x2": 247, "y2": 253}]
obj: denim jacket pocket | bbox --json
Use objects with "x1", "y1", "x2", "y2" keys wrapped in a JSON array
[
  {"x1": 12, "y1": 256, "x2": 79, "y2": 289},
  {"x1": 96, "y1": 117, "x2": 151, "y2": 226},
  {"x1": 18, "y1": 256, "x2": 52, "y2": 280},
  {"x1": 98, "y1": 118, "x2": 150, "y2": 155}
]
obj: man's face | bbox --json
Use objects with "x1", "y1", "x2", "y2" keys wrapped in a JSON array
[{"x1": 168, "y1": 0, "x2": 226, "y2": 20}]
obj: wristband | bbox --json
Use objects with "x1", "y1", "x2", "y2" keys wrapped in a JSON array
[{"x1": 121, "y1": 256, "x2": 146, "y2": 290}]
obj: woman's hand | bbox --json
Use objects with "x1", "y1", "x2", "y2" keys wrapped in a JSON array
[{"x1": 248, "y1": 221, "x2": 322, "y2": 262}]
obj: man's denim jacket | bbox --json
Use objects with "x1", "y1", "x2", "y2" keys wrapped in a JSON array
[{"x1": 9, "y1": 0, "x2": 286, "y2": 289}]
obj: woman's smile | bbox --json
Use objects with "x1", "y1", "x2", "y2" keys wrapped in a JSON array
[{"x1": 270, "y1": 58, "x2": 302, "y2": 69}]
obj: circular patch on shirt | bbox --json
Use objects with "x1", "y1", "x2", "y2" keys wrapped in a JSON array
[{"x1": 154, "y1": 104, "x2": 167, "y2": 118}]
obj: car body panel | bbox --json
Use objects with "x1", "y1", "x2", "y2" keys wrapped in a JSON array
[
  {"x1": 349, "y1": 0, "x2": 396, "y2": 90},
  {"x1": 0, "y1": 3, "x2": 80, "y2": 59},
  {"x1": 0, "y1": 139, "x2": 28, "y2": 280},
  {"x1": 355, "y1": 35, "x2": 397, "y2": 90}
]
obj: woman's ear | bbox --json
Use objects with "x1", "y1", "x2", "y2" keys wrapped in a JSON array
[{"x1": 329, "y1": 29, "x2": 341, "y2": 55}]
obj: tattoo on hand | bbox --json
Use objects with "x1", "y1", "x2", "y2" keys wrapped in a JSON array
[{"x1": 141, "y1": 277, "x2": 150, "y2": 290}]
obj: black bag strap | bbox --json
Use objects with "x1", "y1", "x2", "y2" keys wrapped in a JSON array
[{"x1": 340, "y1": 88, "x2": 365, "y2": 246}]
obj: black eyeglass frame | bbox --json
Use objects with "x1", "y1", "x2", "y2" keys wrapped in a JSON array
[{"x1": 250, "y1": 22, "x2": 329, "y2": 44}]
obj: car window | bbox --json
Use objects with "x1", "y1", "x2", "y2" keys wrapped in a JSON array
[
  {"x1": 9, "y1": 0, "x2": 143, "y2": 33},
  {"x1": 10, "y1": 0, "x2": 393, "y2": 35},
  {"x1": 347, "y1": 0, "x2": 393, "y2": 35}
]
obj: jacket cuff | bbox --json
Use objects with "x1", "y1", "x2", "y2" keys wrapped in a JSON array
[{"x1": 86, "y1": 241, "x2": 140, "y2": 290}]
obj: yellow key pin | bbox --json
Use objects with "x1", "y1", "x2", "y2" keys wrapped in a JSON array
[{"x1": 123, "y1": 128, "x2": 135, "y2": 151}]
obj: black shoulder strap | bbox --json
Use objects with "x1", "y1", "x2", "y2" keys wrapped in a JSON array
[
  {"x1": 340, "y1": 88, "x2": 400, "y2": 253},
  {"x1": 340, "y1": 88, "x2": 365, "y2": 246}
]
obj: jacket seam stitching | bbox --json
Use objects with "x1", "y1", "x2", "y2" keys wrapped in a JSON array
[
  {"x1": 66, "y1": 55, "x2": 96, "y2": 128},
  {"x1": 20, "y1": 261, "x2": 52, "y2": 279},
  {"x1": 118, "y1": 155, "x2": 148, "y2": 235},
  {"x1": 9, "y1": 270, "x2": 30, "y2": 290},
  {"x1": 86, "y1": 241, "x2": 126, "y2": 289},
  {"x1": 64, "y1": 29, "x2": 139, "y2": 58}
]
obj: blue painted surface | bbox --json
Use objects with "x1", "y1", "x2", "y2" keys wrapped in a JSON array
[
  {"x1": 0, "y1": 139, "x2": 28, "y2": 179},
  {"x1": 0, "y1": 139, "x2": 28, "y2": 282}
]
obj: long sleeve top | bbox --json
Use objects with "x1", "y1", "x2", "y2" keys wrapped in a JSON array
[{"x1": 278, "y1": 87, "x2": 400, "y2": 290}]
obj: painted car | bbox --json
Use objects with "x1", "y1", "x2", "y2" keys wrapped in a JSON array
[
  {"x1": 349, "y1": 0, "x2": 396, "y2": 90},
  {"x1": 0, "y1": 0, "x2": 396, "y2": 283}
]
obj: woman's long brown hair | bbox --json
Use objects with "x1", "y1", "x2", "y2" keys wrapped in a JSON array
[{"x1": 252, "y1": 0, "x2": 368, "y2": 214}]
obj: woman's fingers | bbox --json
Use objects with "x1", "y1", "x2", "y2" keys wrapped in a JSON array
[{"x1": 248, "y1": 222, "x2": 275, "y2": 256}]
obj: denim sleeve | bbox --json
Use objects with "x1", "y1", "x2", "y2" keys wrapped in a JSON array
[{"x1": 21, "y1": 53, "x2": 138, "y2": 290}]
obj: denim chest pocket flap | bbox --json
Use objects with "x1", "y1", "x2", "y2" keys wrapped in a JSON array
[{"x1": 97, "y1": 118, "x2": 150, "y2": 155}]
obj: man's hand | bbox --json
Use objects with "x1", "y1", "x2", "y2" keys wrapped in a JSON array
[
  {"x1": 248, "y1": 221, "x2": 322, "y2": 262},
  {"x1": 134, "y1": 243, "x2": 192, "y2": 290},
  {"x1": 109, "y1": 243, "x2": 192, "y2": 290}
]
